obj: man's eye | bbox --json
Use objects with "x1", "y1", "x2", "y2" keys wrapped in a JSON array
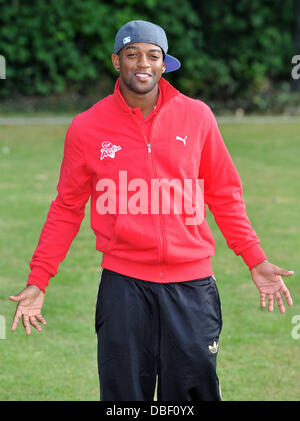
[
  {"x1": 151, "y1": 56, "x2": 159, "y2": 59},
  {"x1": 127, "y1": 54, "x2": 136, "y2": 57}
]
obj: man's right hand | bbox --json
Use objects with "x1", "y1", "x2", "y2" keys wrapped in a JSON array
[{"x1": 9, "y1": 284, "x2": 47, "y2": 335}]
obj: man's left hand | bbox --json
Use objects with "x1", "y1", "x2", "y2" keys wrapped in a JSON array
[{"x1": 250, "y1": 260, "x2": 294, "y2": 314}]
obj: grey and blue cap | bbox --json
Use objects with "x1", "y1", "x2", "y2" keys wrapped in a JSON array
[{"x1": 114, "y1": 20, "x2": 181, "y2": 73}]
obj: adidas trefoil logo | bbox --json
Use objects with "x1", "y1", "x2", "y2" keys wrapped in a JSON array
[{"x1": 208, "y1": 341, "x2": 219, "y2": 354}]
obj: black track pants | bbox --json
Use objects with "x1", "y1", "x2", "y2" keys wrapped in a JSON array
[{"x1": 95, "y1": 269, "x2": 223, "y2": 401}]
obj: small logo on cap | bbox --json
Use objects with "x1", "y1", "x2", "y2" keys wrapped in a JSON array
[{"x1": 123, "y1": 36, "x2": 131, "y2": 44}]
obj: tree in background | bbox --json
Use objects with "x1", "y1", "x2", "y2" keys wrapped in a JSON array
[{"x1": 0, "y1": 0, "x2": 297, "y2": 113}]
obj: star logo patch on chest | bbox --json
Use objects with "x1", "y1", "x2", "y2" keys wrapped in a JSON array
[{"x1": 100, "y1": 141, "x2": 122, "y2": 160}]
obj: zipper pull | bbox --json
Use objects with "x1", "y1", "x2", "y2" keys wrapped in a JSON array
[{"x1": 147, "y1": 143, "x2": 151, "y2": 153}]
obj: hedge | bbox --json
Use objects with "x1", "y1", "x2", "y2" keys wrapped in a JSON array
[{"x1": 0, "y1": 0, "x2": 296, "y2": 112}]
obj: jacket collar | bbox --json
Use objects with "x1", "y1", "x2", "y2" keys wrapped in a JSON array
[{"x1": 113, "y1": 76, "x2": 179, "y2": 114}]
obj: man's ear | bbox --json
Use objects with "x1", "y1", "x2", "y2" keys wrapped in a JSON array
[{"x1": 112, "y1": 53, "x2": 120, "y2": 72}]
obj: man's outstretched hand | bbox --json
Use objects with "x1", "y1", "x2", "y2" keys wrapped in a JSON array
[
  {"x1": 251, "y1": 260, "x2": 294, "y2": 314},
  {"x1": 9, "y1": 284, "x2": 46, "y2": 335}
]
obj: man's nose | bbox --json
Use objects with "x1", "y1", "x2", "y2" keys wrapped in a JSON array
[{"x1": 137, "y1": 54, "x2": 150, "y2": 67}]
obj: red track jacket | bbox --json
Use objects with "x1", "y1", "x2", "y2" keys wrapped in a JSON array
[{"x1": 27, "y1": 77, "x2": 267, "y2": 293}]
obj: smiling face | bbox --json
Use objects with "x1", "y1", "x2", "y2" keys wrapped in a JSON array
[{"x1": 112, "y1": 42, "x2": 166, "y2": 95}]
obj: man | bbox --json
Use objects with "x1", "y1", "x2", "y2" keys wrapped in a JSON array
[{"x1": 9, "y1": 20, "x2": 294, "y2": 401}]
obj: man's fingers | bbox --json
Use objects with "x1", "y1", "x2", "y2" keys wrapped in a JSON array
[
  {"x1": 11, "y1": 309, "x2": 22, "y2": 331},
  {"x1": 29, "y1": 316, "x2": 42, "y2": 332},
  {"x1": 260, "y1": 292, "x2": 266, "y2": 309},
  {"x1": 36, "y1": 314, "x2": 47, "y2": 326},
  {"x1": 262, "y1": 287, "x2": 292, "y2": 314},
  {"x1": 281, "y1": 285, "x2": 293, "y2": 307},
  {"x1": 9, "y1": 295, "x2": 19, "y2": 302},
  {"x1": 9, "y1": 294, "x2": 23, "y2": 302},
  {"x1": 268, "y1": 294, "x2": 274, "y2": 312},
  {"x1": 274, "y1": 267, "x2": 294, "y2": 277},
  {"x1": 12, "y1": 311, "x2": 46, "y2": 333},
  {"x1": 275, "y1": 291, "x2": 285, "y2": 314},
  {"x1": 22, "y1": 315, "x2": 31, "y2": 335}
]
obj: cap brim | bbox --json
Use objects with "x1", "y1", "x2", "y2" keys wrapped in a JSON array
[{"x1": 164, "y1": 54, "x2": 181, "y2": 73}]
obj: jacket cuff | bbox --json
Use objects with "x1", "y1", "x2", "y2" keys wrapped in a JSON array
[
  {"x1": 240, "y1": 244, "x2": 268, "y2": 270},
  {"x1": 27, "y1": 267, "x2": 52, "y2": 293}
]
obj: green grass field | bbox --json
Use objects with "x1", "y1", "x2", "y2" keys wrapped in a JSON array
[{"x1": 0, "y1": 119, "x2": 299, "y2": 401}]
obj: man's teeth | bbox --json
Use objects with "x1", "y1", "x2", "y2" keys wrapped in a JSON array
[{"x1": 136, "y1": 73, "x2": 150, "y2": 78}]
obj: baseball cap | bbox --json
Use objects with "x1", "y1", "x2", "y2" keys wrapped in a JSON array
[{"x1": 114, "y1": 20, "x2": 181, "y2": 73}]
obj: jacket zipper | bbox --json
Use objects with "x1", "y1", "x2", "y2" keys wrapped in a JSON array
[
  {"x1": 130, "y1": 110, "x2": 167, "y2": 277},
  {"x1": 148, "y1": 112, "x2": 167, "y2": 274}
]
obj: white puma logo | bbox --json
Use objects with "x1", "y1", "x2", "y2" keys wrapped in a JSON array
[{"x1": 176, "y1": 135, "x2": 188, "y2": 146}]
